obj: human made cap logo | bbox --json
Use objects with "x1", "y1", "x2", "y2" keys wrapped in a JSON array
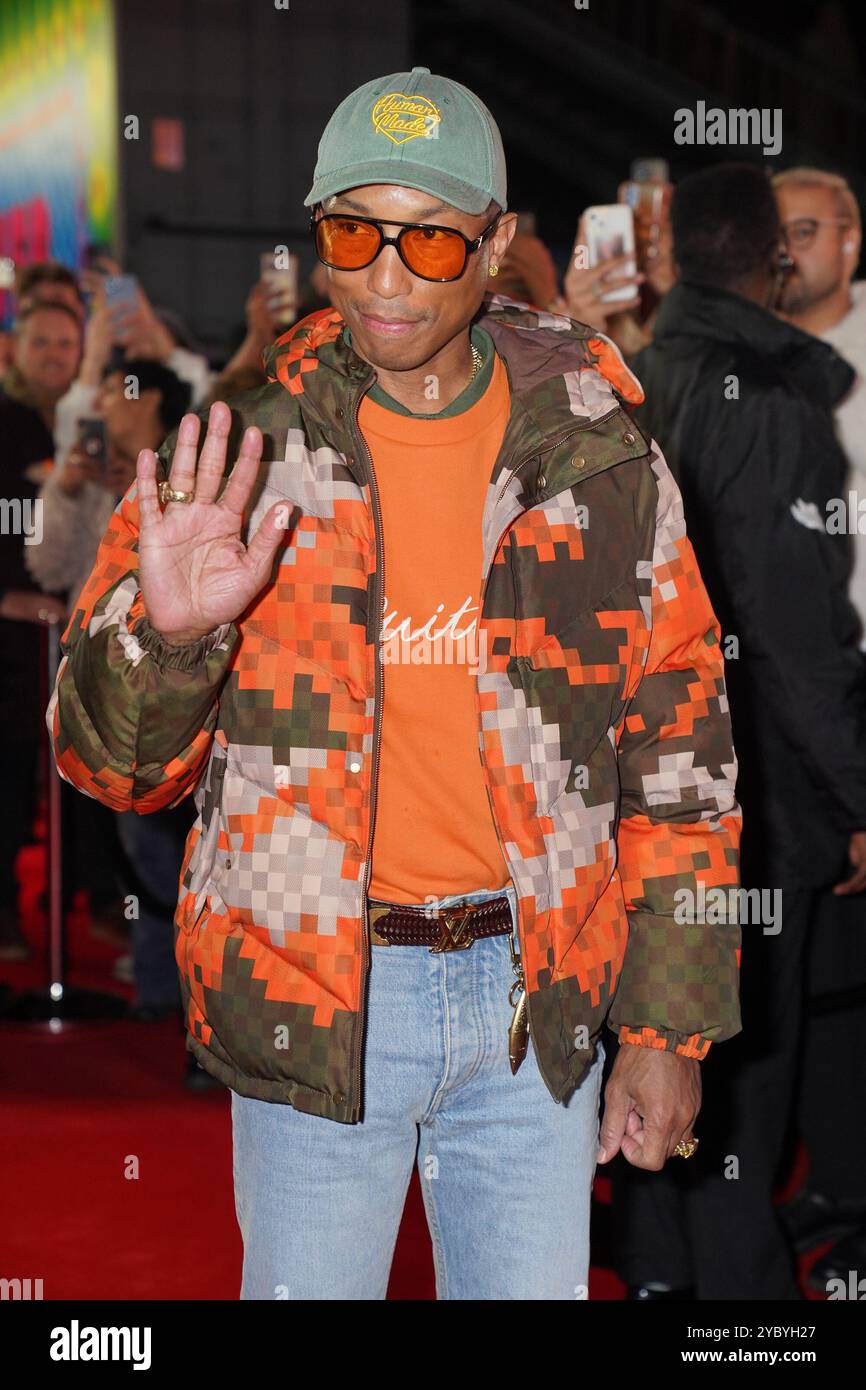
[{"x1": 371, "y1": 90, "x2": 441, "y2": 145}]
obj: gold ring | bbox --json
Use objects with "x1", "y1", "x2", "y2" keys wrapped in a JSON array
[
  {"x1": 158, "y1": 480, "x2": 194, "y2": 505},
  {"x1": 674, "y1": 1137, "x2": 699, "y2": 1159}
]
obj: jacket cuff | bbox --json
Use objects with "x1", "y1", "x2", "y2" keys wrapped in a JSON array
[
  {"x1": 129, "y1": 613, "x2": 237, "y2": 673},
  {"x1": 615, "y1": 1024, "x2": 712, "y2": 1061}
]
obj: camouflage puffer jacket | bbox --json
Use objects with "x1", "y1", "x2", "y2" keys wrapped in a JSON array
[{"x1": 48, "y1": 295, "x2": 742, "y2": 1123}]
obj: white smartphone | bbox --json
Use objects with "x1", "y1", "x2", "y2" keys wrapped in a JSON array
[
  {"x1": 583, "y1": 204, "x2": 637, "y2": 304},
  {"x1": 260, "y1": 251, "x2": 299, "y2": 327}
]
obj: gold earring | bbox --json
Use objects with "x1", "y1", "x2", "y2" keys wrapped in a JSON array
[{"x1": 489, "y1": 263, "x2": 499, "y2": 277}]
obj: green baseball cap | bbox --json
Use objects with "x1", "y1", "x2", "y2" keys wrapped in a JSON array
[{"x1": 304, "y1": 65, "x2": 507, "y2": 215}]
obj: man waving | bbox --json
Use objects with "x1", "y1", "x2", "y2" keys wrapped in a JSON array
[{"x1": 48, "y1": 68, "x2": 741, "y2": 1300}]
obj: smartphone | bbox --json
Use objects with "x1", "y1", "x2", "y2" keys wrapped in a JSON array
[
  {"x1": 260, "y1": 251, "x2": 299, "y2": 327},
  {"x1": 77, "y1": 418, "x2": 107, "y2": 480},
  {"x1": 104, "y1": 273, "x2": 139, "y2": 321},
  {"x1": 584, "y1": 204, "x2": 637, "y2": 304}
]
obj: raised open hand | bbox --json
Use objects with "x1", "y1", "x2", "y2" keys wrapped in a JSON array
[{"x1": 136, "y1": 402, "x2": 286, "y2": 645}]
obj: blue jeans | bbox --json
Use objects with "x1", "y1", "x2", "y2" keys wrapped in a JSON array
[
  {"x1": 116, "y1": 807, "x2": 187, "y2": 1011},
  {"x1": 231, "y1": 883, "x2": 605, "y2": 1300}
]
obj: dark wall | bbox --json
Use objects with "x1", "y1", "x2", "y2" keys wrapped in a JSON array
[
  {"x1": 416, "y1": 0, "x2": 866, "y2": 272},
  {"x1": 116, "y1": 0, "x2": 410, "y2": 358}
]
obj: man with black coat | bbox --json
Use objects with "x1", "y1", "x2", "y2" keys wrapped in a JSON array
[
  {"x1": 611, "y1": 162, "x2": 866, "y2": 1300},
  {"x1": 0, "y1": 394, "x2": 65, "y2": 957}
]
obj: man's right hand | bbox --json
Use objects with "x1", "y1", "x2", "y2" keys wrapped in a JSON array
[{"x1": 136, "y1": 402, "x2": 287, "y2": 646}]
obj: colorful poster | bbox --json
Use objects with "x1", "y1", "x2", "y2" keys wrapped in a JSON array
[{"x1": 0, "y1": 0, "x2": 118, "y2": 323}]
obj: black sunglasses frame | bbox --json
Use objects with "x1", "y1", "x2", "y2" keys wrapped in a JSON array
[{"x1": 310, "y1": 209, "x2": 502, "y2": 282}]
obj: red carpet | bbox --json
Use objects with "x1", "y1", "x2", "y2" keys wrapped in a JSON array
[{"x1": 1, "y1": 839, "x2": 826, "y2": 1300}]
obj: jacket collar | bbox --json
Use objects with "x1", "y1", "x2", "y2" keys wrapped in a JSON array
[
  {"x1": 652, "y1": 280, "x2": 855, "y2": 409},
  {"x1": 262, "y1": 295, "x2": 650, "y2": 489},
  {"x1": 263, "y1": 295, "x2": 645, "y2": 409}
]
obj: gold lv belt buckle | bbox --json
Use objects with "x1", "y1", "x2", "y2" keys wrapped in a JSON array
[{"x1": 429, "y1": 908, "x2": 475, "y2": 953}]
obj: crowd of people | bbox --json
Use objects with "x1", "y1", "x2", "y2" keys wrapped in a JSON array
[
  {"x1": 2, "y1": 155, "x2": 865, "y2": 1298},
  {"x1": 0, "y1": 257, "x2": 331, "y2": 1046}
]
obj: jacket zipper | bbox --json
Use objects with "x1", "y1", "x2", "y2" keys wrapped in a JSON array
[
  {"x1": 477, "y1": 403, "x2": 624, "y2": 1097},
  {"x1": 349, "y1": 380, "x2": 383, "y2": 1123},
  {"x1": 348, "y1": 395, "x2": 627, "y2": 1114}
]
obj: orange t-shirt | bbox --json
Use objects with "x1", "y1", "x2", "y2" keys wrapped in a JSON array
[{"x1": 361, "y1": 353, "x2": 512, "y2": 904}]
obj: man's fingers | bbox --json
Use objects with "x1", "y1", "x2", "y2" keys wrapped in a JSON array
[
  {"x1": 621, "y1": 1117, "x2": 673, "y2": 1171},
  {"x1": 195, "y1": 400, "x2": 236, "y2": 503},
  {"x1": 193, "y1": 401, "x2": 233, "y2": 503},
  {"x1": 597, "y1": 1084, "x2": 631, "y2": 1163},
  {"x1": 625, "y1": 1107, "x2": 643, "y2": 1137},
  {"x1": 245, "y1": 500, "x2": 288, "y2": 584},
  {"x1": 167, "y1": 412, "x2": 203, "y2": 495},
  {"x1": 619, "y1": 1131, "x2": 645, "y2": 1165},
  {"x1": 619, "y1": 1106, "x2": 651, "y2": 1164},
  {"x1": 219, "y1": 426, "x2": 264, "y2": 515},
  {"x1": 136, "y1": 448, "x2": 162, "y2": 527}
]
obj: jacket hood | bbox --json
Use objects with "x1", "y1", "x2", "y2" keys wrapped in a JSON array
[
  {"x1": 262, "y1": 293, "x2": 646, "y2": 416},
  {"x1": 652, "y1": 280, "x2": 855, "y2": 410}
]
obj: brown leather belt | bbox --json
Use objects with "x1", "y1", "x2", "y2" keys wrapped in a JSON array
[
  {"x1": 367, "y1": 891, "x2": 531, "y2": 1075},
  {"x1": 367, "y1": 894, "x2": 513, "y2": 952}
]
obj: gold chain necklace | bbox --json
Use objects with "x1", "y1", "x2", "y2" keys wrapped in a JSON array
[{"x1": 469, "y1": 343, "x2": 483, "y2": 382}]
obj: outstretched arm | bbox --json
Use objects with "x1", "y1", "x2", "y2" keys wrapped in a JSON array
[{"x1": 47, "y1": 404, "x2": 286, "y2": 813}]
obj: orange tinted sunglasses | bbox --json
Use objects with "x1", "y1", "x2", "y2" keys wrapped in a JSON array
[{"x1": 311, "y1": 210, "x2": 501, "y2": 282}]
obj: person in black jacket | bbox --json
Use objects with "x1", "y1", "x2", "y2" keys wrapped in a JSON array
[
  {"x1": 0, "y1": 394, "x2": 65, "y2": 958},
  {"x1": 611, "y1": 162, "x2": 866, "y2": 1301}
]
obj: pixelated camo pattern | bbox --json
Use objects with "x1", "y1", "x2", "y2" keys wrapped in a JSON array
[{"x1": 47, "y1": 295, "x2": 741, "y2": 1123}]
